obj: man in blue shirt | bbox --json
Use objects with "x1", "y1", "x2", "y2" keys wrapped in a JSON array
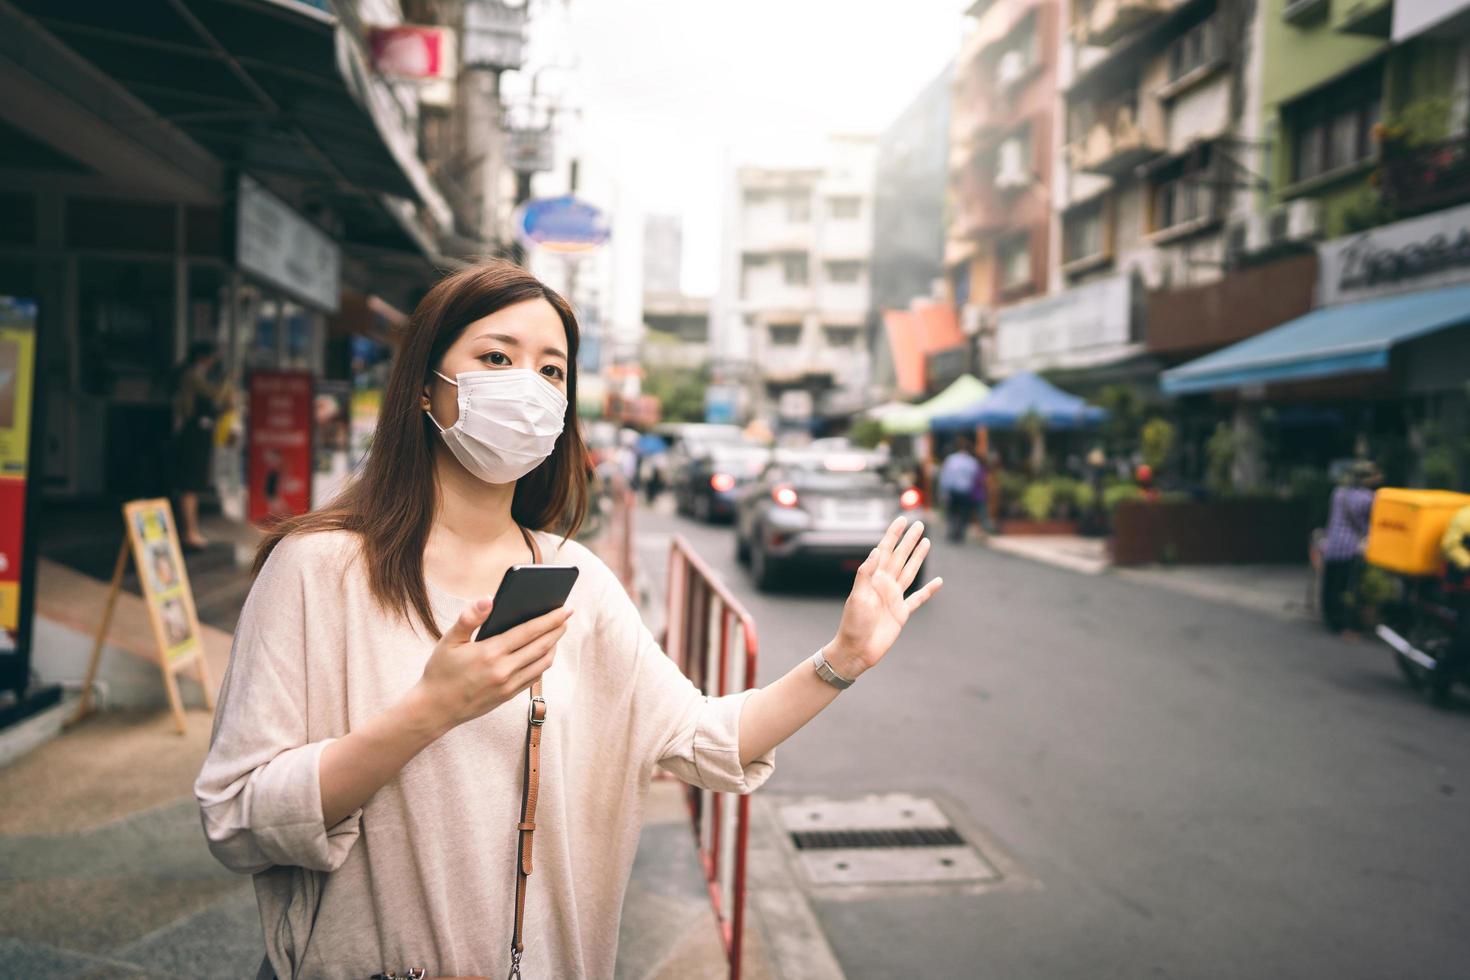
[
  {"x1": 937, "y1": 437, "x2": 982, "y2": 543},
  {"x1": 1320, "y1": 459, "x2": 1380, "y2": 633}
]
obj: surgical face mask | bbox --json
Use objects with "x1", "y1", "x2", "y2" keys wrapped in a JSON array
[{"x1": 425, "y1": 368, "x2": 568, "y2": 484}]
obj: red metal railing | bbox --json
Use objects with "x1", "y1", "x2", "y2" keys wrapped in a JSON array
[{"x1": 663, "y1": 535, "x2": 759, "y2": 980}]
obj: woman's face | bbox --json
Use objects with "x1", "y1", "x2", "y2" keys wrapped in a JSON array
[{"x1": 422, "y1": 298, "x2": 571, "y2": 428}]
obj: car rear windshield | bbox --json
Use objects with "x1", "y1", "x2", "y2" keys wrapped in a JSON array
[{"x1": 789, "y1": 468, "x2": 888, "y2": 491}]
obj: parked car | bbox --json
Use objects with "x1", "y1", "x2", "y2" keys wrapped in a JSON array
[
  {"x1": 734, "y1": 450, "x2": 924, "y2": 590},
  {"x1": 673, "y1": 442, "x2": 772, "y2": 522}
]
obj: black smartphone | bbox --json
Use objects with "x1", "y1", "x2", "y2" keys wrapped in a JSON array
[{"x1": 473, "y1": 564, "x2": 581, "y2": 641}]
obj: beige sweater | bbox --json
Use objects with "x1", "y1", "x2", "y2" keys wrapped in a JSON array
[{"x1": 195, "y1": 529, "x2": 774, "y2": 979}]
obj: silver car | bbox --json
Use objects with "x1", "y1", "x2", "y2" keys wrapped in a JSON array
[{"x1": 734, "y1": 450, "x2": 924, "y2": 591}]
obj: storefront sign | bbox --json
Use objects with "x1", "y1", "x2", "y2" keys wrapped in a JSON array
[
  {"x1": 463, "y1": 0, "x2": 527, "y2": 70},
  {"x1": 993, "y1": 272, "x2": 1136, "y2": 375},
  {"x1": 236, "y1": 175, "x2": 342, "y2": 313},
  {"x1": 369, "y1": 25, "x2": 456, "y2": 81},
  {"x1": 248, "y1": 371, "x2": 314, "y2": 525},
  {"x1": 509, "y1": 127, "x2": 555, "y2": 174},
  {"x1": 515, "y1": 195, "x2": 611, "y2": 254},
  {"x1": 72, "y1": 499, "x2": 214, "y2": 734},
  {"x1": 1318, "y1": 202, "x2": 1470, "y2": 306},
  {"x1": 0, "y1": 299, "x2": 36, "y2": 663}
]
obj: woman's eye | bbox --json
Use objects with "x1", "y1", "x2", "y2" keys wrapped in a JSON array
[
  {"x1": 542, "y1": 365, "x2": 566, "y2": 381},
  {"x1": 481, "y1": 351, "x2": 511, "y2": 366}
]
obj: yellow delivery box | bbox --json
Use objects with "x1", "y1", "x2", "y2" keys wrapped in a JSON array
[{"x1": 1364, "y1": 488, "x2": 1470, "y2": 576}]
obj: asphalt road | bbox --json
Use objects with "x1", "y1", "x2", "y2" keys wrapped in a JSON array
[{"x1": 638, "y1": 503, "x2": 1470, "y2": 980}]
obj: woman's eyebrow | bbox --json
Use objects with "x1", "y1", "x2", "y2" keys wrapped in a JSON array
[{"x1": 475, "y1": 332, "x2": 566, "y2": 360}]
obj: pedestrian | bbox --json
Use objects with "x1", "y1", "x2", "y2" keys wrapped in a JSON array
[
  {"x1": 194, "y1": 260, "x2": 944, "y2": 980},
  {"x1": 937, "y1": 436, "x2": 981, "y2": 543},
  {"x1": 169, "y1": 340, "x2": 231, "y2": 551},
  {"x1": 1319, "y1": 459, "x2": 1381, "y2": 633}
]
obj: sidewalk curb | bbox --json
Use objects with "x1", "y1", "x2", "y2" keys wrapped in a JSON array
[{"x1": 746, "y1": 794, "x2": 847, "y2": 980}]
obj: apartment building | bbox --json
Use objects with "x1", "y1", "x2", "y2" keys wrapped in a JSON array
[
  {"x1": 717, "y1": 136, "x2": 878, "y2": 425},
  {"x1": 946, "y1": 0, "x2": 1061, "y2": 379}
]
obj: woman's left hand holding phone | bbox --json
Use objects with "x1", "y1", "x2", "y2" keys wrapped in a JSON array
[
  {"x1": 412, "y1": 598, "x2": 573, "y2": 731},
  {"x1": 318, "y1": 599, "x2": 572, "y2": 830}
]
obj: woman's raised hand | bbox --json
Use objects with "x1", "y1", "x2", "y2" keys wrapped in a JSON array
[
  {"x1": 825, "y1": 517, "x2": 943, "y2": 681},
  {"x1": 414, "y1": 598, "x2": 572, "y2": 732}
]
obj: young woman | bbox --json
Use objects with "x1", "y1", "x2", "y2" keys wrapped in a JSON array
[{"x1": 196, "y1": 261, "x2": 942, "y2": 980}]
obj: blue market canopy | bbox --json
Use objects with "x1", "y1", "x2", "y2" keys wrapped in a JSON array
[
  {"x1": 931, "y1": 371, "x2": 1106, "y2": 431},
  {"x1": 1161, "y1": 282, "x2": 1470, "y2": 395}
]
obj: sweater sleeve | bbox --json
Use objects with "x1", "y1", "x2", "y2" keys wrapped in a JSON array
[
  {"x1": 599, "y1": 565, "x2": 775, "y2": 795},
  {"x1": 194, "y1": 536, "x2": 361, "y2": 874}
]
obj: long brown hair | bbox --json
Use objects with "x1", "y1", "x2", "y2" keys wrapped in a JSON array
[{"x1": 255, "y1": 260, "x2": 589, "y2": 638}]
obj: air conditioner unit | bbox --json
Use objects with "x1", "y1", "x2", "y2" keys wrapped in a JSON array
[
  {"x1": 1266, "y1": 199, "x2": 1323, "y2": 245},
  {"x1": 997, "y1": 50, "x2": 1026, "y2": 86}
]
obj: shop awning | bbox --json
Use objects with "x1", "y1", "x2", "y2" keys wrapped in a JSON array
[
  {"x1": 16, "y1": 0, "x2": 451, "y2": 248},
  {"x1": 880, "y1": 374, "x2": 991, "y2": 435},
  {"x1": 1160, "y1": 282, "x2": 1470, "y2": 395}
]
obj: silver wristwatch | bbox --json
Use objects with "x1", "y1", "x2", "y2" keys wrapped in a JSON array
[{"x1": 812, "y1": 647, "x2": 855, "y2": 690}]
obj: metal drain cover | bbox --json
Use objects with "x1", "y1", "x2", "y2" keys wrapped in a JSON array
[{"x1": 779, "y1": 795, "x2": 999, "y2": 887}]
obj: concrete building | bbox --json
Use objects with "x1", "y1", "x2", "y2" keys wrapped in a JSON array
[
  {"x1": 716, "y1": 136, "x2": 878, "y2": 426},
  {"x1": 871, "y1": 68, "x2": 952, "y2": 392},
  {"x1": 946, "y1": 0, "x2": 1062, "y2": 381},
  {"x1": 643, "y1": 214, "x2": 683, "y2": 296}
]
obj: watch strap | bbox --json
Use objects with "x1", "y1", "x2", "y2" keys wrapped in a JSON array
[{"x1": 812, "y1": 647, "x2": 855, "y2": 689}]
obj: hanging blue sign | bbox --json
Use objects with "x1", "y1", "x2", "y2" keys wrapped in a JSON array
[{"x1": 515, "y1": 195, "x2": 611, "y2": 254}]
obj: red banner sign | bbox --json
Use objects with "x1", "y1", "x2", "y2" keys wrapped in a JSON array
[{"x1": 248, "y1": 371, "x2": 313, "y2": 526}]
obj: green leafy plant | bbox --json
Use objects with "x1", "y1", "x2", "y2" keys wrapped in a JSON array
[
  {"x1": 1072, "y1": 480, "x2": 1097, "y2": 512},
  {"x1": 1205, "y1": 421, "x2": 1236, "y2": 496},
  {"x1": 1020, "y1": 481, "x2": 1056, "y2": 522},
  {"x1": 1350, "y1": 566, "x2": 1400, "y2": 629},
  {"x1": 1103, "y1": 482, "x2": 1145, "y2": 513},
  {"x1": 1140, "y1": 417, "x2": 1176, "y2": 472},
  {"x1": 997, "y1": 471, "x2": 1029, "y2": 515}
]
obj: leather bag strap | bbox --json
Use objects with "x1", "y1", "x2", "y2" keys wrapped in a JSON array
[{"x1": 509, "y1": 527, "x2": 545, "y2": 980}]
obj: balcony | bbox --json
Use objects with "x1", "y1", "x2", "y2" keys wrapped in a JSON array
[
  {"x1": 1067, "y1": 104, "x2": 1163, "y2": 177},
  {"x1": 1380, "y1": 135, "x2": 1470, "y2": 217},
  {"x1": 1331, "y1": 0, "x2": 1392, "y2": 35},
  {"x1": 1075, "y1": 0, "x2": 1170, "y2": 47}
]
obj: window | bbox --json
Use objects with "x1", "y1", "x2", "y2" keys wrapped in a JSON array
[
  {"x1": 1063, "y1": 199, "x2": 1109, "y2": 264},
  {"x1": 769, "y1": 323, "x2": 802, "y2": 346},
  {"x1": 785, "y1": 192, "x2": 811, "y2": 222},
  {"x1": 742, "y1": 189, "x2": 766, "y2": 209},
  {"x1": 823, "y1": 325, "x2": 860, "y2": 347},
  {"x1": 994, "y1": 125, "x2": 1032, "y2": 190},
  {"x1": 1151, "y1": 145, "x2": 1218, "y2": 231},
  {"x1": 829, "y1": 196, "x2": 861, "y2": 219},
  {"x1": 1167, "y1": 17, "x2": 1221, "y2": 83},
  {"x1": 826, "y1": 260, "x2": 862, "y2": 283},
  {"x1": 781, "y1": 253, "x2": 809, "y2": 285},
  {"x1": 994, "y1": 15, "x2": 1038, "y2": 87},
  {"x1": 1288, "y1": 68, "x2": 1382, "y2": 184},
  {"x1": 997, "y1": 233, "x2": 1031, "y2": 292}
]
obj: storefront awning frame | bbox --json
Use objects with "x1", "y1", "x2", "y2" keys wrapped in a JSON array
[{"x1": 1160, "y1": 282, "x2": 1470, "y2": 395}]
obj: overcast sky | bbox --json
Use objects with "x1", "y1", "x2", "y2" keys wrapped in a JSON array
[{"x1": 507, "y1": 0, "x2": 965, "y2": 297}]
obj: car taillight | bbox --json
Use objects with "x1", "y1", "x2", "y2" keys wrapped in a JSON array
[
  {"x1": 772, "y1": 484, "x2": 799, "y2": 508},
  {"x1": 900, "y1": 487, "x2": 922, "y2": 510},
  {"x1": 710, "y1": 472, "x2": 736, "y2": 493}
]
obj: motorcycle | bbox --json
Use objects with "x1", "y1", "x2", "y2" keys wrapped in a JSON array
[{"x1": 1374, "y1": 574, "x2": 1469, "y2": 704}]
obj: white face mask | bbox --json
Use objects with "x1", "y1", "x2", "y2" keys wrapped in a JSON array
[{"x1": 426, "y1": 368, "x2": 568, "y2": 484}]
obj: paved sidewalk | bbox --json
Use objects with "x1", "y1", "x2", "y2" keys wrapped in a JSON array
[{"x1": 976, "y1": 532, "x2": 1316, "y2": 622}]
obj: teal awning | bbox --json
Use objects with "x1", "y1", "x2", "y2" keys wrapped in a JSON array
[{"x1": 1160, "y1": 283, "x2": 1470, "y2": 395}]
